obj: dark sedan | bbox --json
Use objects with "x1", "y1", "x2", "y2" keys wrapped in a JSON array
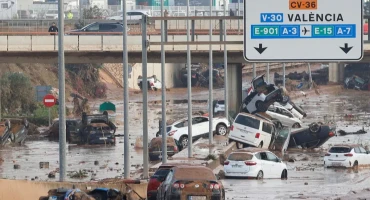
[
  {"x1": 156, "y1": 165, "x2": 225, "y2": 200},
  {"x1": 67, "y1": 22, "x2": 128, "y2": 35},
  {"x1": 288, "y1": 122, "x2": 336, "y2": 149}
]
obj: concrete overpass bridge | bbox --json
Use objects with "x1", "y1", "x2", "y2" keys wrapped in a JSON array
[{"x1": 1, "y1": 16, "x2": 369, "y2": 113}]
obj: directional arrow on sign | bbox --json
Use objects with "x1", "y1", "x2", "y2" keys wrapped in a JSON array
[
  {"x1": 254, "y1": 43, "x2": 267, "y2": 54},
  {"x1": 340, "y1": 43, "x2": 353, "y2": 54}
]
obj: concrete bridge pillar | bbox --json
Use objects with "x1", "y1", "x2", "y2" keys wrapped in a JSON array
[
  {"x1": 328, "y1": 63, "x2": 345, "y2": 83},
  {"x1": 227, "y1": 64, "x2": 243, "y2": 118}
]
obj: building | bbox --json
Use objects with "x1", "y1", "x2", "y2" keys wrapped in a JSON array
[{"x1": 0, "y1": 0, "x2": 17, "y2": 19}]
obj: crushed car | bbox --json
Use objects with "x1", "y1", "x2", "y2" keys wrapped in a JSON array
[
  {"x1": 241, "y1": 74, "x2": 288, "y2": 114},
  {"x1": 344, "y1": 75, "x2": 369, "y2": 90},
  {"x1": 288, "y1": 122, "x2": 336, "y2": 149},
  {"x1": 137, "y1": 75, "x2": 162, "y2": 91},
  {"x1": 0, "y1": 120, "x2": 11, "y2": 146},
  {"x1": 46, "y1": 111, "x2": 117, "y2": 145},
  {"x1": 8, "y1": 118, "x2": 29, "y2": 145},
  {"x1": 148, "y1": 136, "x2": 181, "y2": 161}
]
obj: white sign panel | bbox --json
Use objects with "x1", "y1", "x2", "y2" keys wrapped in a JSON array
[{"x1": 243, "y1": 0, "x2": 363, "y2": 61}]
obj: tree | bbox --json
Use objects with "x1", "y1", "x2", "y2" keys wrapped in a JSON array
[{"x1": 0, "y1": 72, "x2": 35, "y2": 115}]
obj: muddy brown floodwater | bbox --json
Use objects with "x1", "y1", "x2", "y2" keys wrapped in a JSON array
[{"x1": 222, "y1": 90, "x2": 370, "y2": 199}]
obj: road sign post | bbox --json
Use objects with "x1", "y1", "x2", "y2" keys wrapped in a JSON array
[
  {"x1": 43, "y1": 94, "x2": 56, "y2": 127},
  {"x1": 244, "y1": 0, "x2": 363, "y2": 61}
]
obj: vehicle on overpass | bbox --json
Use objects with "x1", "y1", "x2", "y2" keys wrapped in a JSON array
[{"x1": 67, "y1": 22, "x2": 129, "y2": 35}]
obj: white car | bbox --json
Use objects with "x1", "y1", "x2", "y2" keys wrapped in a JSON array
[
  {"x1": 107, "y1": 10, "x2": 151, "y2": 25},
  {"x1": 224, "y1": 148, "x2": 288, "y2": 179},
  {"x1": 274, "y1": 101, "x2": 307, "y2": 119},
  {"x1": 242, "y1": 74, "x2": 285, "y2": 114},
  {"x1": 158, "y1": 116, "x2": 230, "y2": 147},
  {"x1": 137, "y1": 75, "x2": 162, "y2": 91},
  {"x1": 324, "y1": 144, "x2": 370, "y2": 168},
  {"x1": 44, "y1": 10, "x2": 65, "y2": 19},
  {"x1": 266, "y1": 104, "x2": 302, "y2": 128},
  {"x1": 207, "y1": 99, "x2": 225, "y2": 113}
]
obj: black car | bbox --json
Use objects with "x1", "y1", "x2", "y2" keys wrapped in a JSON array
[
  {"x1": 289, "y1": 122, "x2": 336, "y2": 149},
  {"x1": 68, "y1": 22, "x2": 127, "y2": 34},
  {"x1": 344, "y1": 75, "x2": 369, "y2": 90}
]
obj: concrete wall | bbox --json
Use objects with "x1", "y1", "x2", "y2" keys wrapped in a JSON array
[{"x1": 104, "y1": 63, "x2": 183, "y2": 89}]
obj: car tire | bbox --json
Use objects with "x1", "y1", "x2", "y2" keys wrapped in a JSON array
[
  {"x1": 281, "y1": 169, "x2": 288, "y2": 180},
  {"x1": 216, "y1": 123, "x2": 228, "y2": 136},
  {"x1": 179, "y1": 135, "x2": 188, "y2": 148},
  {"x1": 353, "y1": 161, "x2": 359, "y2": 170},
  {"x1": 256, "y1": 170, "x2": 263, "y2": 180},
  {"x1": 236, "y1": 142, "x2": 244, "y2": 149},
  {"x1": 309, "y1": 122, "x2": 321, "y2": 133},
  {"x1": 292, "y1": 123, "x2": 301, "y2": 128}
]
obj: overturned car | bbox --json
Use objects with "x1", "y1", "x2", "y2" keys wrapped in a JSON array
[{"x1": 241, "y1": 74, "x2": 288, "y2": 114}]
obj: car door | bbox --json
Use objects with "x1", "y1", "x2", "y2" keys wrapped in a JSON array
[
  {"x1": 192, "y1": 117, "x2": 209, "y2": 138},
  {"x1": 84, "y1": 23, "x2": 99, "y2": 33},
  {"x1": 258, "y1": 152, "x2": 271, "y2": 177},
  {"x1": 158, "y1": 170, "x2": 173, "y2": 199},
  {"x1": 266, "y1": 152, "x2": 282, "y2": 178},
  {"x1": 358, "y1": 146, "x2": 369, "y2": 164},
  {"x1": 261, "y1": 122, "x2": 273, "y2": 149},
  {"x1": 280, "y1": 107, "x2": 296, "y2": 127}
]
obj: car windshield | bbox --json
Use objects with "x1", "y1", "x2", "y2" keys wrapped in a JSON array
[
  {"x1": 174, "y1": 168, "x2": 216, "y2": 180},
  {"x1": 228, "y1": 153, "x2": 253, "y2": 161},
  {"x1": 153, "y1": 168, "x2": 171, "y2": 178},
  {"x1": 329, "y1": 147, "x2": 352, "y2": 153},
  {"x1": 234, "y1": 115, "x2": 260, "y2": 129}
]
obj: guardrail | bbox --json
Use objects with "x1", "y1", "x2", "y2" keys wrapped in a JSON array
[
  {"x1": 0, "y1": 35, "x2": 243, "y2": 52},
  {"x1": 0, "y1": 16, "x2": 244, "y2": 34}
]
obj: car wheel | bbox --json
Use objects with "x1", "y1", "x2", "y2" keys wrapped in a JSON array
[
  {"x1": 216, "y1": 124, "x2": 228, "y2": 136},
  {"x1": 179, "y1": 136, "x2": 188, "y2": 148},
  {"x1": 309, "y1": 122, "x2": 321, "y2": 133},
  {"x1": 256, "y1": 171, "x2": 263, "y2": 180},
  {"x1": 281, "y1": 169, "x2": 288, "y2": 180},
  {"x1": 292, "y1": 123, "x2": 301, "y2": 128},
  {"x1": 353, "y1": 161, "x2": 359, "y2": 171},
  {"x1": 236, "y1": 142, "x2": 244, "y2": 149}
]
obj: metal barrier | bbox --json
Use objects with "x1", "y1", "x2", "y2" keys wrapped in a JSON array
[{"x1": 0, "y1": 16, "x2": 243, "y2": 34}]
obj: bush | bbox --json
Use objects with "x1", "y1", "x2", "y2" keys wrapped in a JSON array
[{"x1": 0, "y1": 72, "x2": 35, "y2": 115}]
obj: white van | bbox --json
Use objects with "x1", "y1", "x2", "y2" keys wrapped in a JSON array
[
  {"x1": 266, "y1": 104, "x2": 302, "y2": 128},
  {"x1": 228, "y1": 113, "x2": 275, "y2": 149}
]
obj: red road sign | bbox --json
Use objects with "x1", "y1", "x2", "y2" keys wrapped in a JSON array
[{"x1": 43, "y1": 94, "x2": 56, "y2": 107}]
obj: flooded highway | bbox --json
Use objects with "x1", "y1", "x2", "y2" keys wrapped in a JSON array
[{"x1": 0, "y1": 86, "x2": 369, "y2": 195}]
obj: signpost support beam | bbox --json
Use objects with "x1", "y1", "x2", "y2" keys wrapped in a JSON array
[
  {"x1": 187, "y1": 0, "x2": 193, "y2": 158},
  {"x1": 57, "y1": 0, "x2": 67, "y2": 182},
  {"x1": 122, "y1": 0, "x2": 130, "y2": 179},
  {"x1": 208, "y1": 0, "x2": 214, "y2": 154},
  {"x1": 283, "y1": 63, "x2": 286, "y2": 88},
  {"x1": 161, "y1": 0, "x2": 167, "y2": 164},
  {"x1": 266, "y1": 63, "x2": 270, "y2": 84},
  {"x1": 142, "y1": 16, "x2": 149, "y2": 179}
]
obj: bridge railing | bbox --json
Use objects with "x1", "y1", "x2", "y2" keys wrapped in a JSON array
[
  {"x1": 0, "y1": 34, "x2": 243, "y2": 52},
  {"x1": 0, "y1": 16, "x2": 244, "y2": 35}
]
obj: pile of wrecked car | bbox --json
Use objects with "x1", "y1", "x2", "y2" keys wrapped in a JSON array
[{"x1": 229, "y1": 74, "x2": 336, "y2": 152}]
